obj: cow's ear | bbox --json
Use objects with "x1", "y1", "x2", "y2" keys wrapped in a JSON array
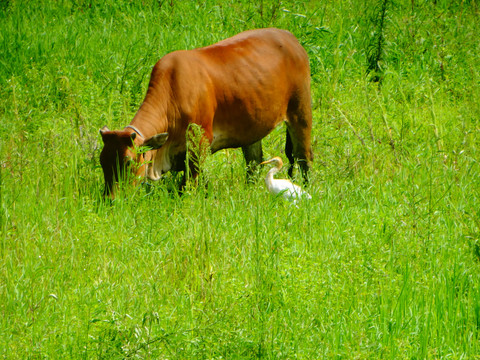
[
  {"x1": 99, "y1": 126, "x2": 110, "y2": 142},
  {"x1": 100, "y1": 126, "x2": 110, "y2": 135},
  {"x1": 144, "y1": 132, "x2": 169, "y2": 149}
]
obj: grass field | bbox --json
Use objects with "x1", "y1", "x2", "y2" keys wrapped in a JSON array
[{"x1": 1, "y1": 0, "x2": 480, "y2": 358}]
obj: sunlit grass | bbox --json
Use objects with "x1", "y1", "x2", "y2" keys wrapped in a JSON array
[{"x1": 1, "y1": 0, "x2": 479, "y2": 358}]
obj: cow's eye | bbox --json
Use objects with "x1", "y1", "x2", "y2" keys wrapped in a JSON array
[{"x1": 125, "y1": 157, "x2": 134, "y2": 167}]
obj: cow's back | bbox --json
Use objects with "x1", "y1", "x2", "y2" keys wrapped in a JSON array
[{"x1": 193, "y1": 28, "x2": 311, "y2": 151}]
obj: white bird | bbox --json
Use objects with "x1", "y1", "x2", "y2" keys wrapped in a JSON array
[{"x1": 260, "y1": 156, "x2": 311, "y2": 202}]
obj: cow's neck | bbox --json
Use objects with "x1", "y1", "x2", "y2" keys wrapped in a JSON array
[{"x1": 128, "y1": 89, "x2": 170, "y2": 142}]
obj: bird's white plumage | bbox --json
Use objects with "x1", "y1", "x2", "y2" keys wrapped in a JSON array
[{"x1": 260, "y1": 157, "x2": 311, "y2": 202}]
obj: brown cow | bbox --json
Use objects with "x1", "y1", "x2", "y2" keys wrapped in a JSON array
[{"x1": 100, "y1": 28, "x2": 313, "y2": 198}]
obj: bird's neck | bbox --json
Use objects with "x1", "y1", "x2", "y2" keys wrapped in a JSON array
[{"x1": 265, "y1": 167, "x2": 279, "y2": 191}]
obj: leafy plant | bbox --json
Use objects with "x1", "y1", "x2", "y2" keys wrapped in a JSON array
[
  {"x1": 366, "y1": 0, "x2": 390, "y2": 83},
  {"x1": 185, "y1": 123, "x2": 211, "y2": 188}
]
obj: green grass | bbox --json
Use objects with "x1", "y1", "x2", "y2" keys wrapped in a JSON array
[{"x1": 1, "y1": 0, "x2": 480, "y2": 358}]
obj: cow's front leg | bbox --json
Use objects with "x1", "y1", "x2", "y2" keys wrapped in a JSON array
[{"x1": 242, "y1": 140, "x2": 263, "y2": 183}]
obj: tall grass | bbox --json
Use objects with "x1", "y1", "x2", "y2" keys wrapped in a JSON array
[{"x1": 1, "y1": 0, "x2": 479, "y2": 358}]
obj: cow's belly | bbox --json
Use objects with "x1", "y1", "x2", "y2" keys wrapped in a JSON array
[
  {"x1": 210, "y1": 118, "x2": 283, "y2": 153},
  {"x1": 210, "y1": 131, "x2": 239, "y2": 153}
]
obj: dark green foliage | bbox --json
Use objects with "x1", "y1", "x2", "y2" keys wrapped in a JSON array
[{"x1": 366, "y1": 0, "x2": 389, "y2": 82}]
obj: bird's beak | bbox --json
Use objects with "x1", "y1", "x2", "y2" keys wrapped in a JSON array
[{"x1": 260, "y1": 159, "x2": 274, "y2": 165}]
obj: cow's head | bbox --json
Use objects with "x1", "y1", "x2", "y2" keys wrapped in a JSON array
[{"x1": 99, "y1": 126, "x2": 168, "y2": 199}]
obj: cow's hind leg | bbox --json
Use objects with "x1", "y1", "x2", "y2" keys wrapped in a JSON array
[
  {"x1": 285, "y1": 129, "x2": 295, "y2": 178},
  {"x1": 286, "y1": 88, "x2": 314, "y2": 183},
  {"x1": 242, "y1": 140, "x2": 263, "y2": 183}
]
